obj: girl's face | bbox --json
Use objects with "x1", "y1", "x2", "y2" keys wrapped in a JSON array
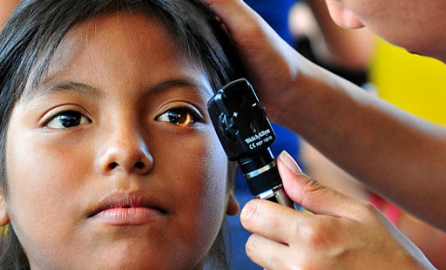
[
  {"x1": 2, "y1": 12, "x2": 238, "y2": 270},
  {"x1": 324, "y1": 0, "x2": 446, "y2": 61}
]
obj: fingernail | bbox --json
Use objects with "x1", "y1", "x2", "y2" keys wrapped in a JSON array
[
  {"x1": 240, "y1": 200, "x2": 257, "y2": 223},
  {"x1": 279, "y1": 151, "x2": 303, "y2": 175}
]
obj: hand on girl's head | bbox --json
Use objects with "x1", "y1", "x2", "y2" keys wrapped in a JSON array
[{"x1": 0, "y1": 2, "x2": 239, "y2": 269}]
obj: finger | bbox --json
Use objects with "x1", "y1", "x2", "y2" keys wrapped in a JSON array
[
  {"x1": 245, "y1": 233, "x2": 293, "y2": 270},
  {"x1": 199, "y1": 0, "x2": 282, "y2": 54},
  {"x1": 200, "y1": 0, "x2": 261, "y2": 33},
  {"x1": 278, "y1": 151, "x2": 367, "y2": 220},
  {"x1": 240, "y1": 199, "x2": 311, "y2": 244}
]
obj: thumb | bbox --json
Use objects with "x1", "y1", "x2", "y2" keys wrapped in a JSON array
[{"x1": 278, "y1": 151, "x2": 365, "y2": 219}]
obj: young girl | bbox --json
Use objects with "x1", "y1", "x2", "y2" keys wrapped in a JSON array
[{"x1": 0, "y1": 0, "x2": 241, "y2": 269}]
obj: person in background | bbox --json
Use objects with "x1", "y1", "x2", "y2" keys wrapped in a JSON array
[{"x1": 289, "y1": 0, "x2": 374, "y2": 77}]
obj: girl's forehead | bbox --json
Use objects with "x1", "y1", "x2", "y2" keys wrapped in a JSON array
[{"x1": 20, "y1": 12, "x2": 213, "y2": 103}]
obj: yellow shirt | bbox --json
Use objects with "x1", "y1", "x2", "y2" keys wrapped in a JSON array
[{"x1": 370, "y1": 38, "x2": 446, "y2": 125}]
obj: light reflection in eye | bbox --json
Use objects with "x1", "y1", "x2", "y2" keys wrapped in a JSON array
[{"x1": 156, "y1": 107, "x2": 200, "y2": 127}]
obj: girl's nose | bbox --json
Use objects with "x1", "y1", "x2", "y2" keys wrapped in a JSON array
[{"x1": 96, "y1": 126, "x2": 153, "y2": 176}]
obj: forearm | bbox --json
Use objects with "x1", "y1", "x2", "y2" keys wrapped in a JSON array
[{"x1": 276, "y1": 59, "x2": 446, "y2": 229}]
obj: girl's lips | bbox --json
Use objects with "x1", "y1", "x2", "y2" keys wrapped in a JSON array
[
  {"x1": 89, "y1": 191, "x2": 169, "y2": 225},
  {"x1": 93, "y1": 207, "x2": 165, "y2": 225}
]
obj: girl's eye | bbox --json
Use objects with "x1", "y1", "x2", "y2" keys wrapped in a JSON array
[
  {"x1": 44, "y1": 111, "x2": 91, "y2": 130},
  {"x1": 156, "y1": 107, "x2": 201, "y2": 127}
]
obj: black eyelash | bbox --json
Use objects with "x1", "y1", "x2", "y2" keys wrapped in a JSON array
[{"x1": 42, "y1": 110, "x2": 90, "y2": 128}]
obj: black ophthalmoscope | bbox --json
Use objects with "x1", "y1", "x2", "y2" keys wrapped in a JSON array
[{"x1": 207, "y1": 78, "x2": 295, "y2": 208}]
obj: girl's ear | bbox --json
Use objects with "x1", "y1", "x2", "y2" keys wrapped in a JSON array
[
  {"x1": 226, "y1": 190, "x2": 240, "y2": 216},
  {"x1": 0, "y1": 190, "x2": 10, "y2": 226}
]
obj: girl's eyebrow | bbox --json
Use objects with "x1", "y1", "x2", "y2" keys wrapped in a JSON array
[
  {"x1": 22, "y1": 81, "x2": 102, "y2": 103},
  {"x1": 149, "y1": 77, "x2": 213, "y2": 96},
  {"x1": 22, "y1": 77, "x2": 213, "y2": 103}
]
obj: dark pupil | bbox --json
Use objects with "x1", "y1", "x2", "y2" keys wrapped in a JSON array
[
  {"x1": 59, "y1": 112, "x2": 81, "y2": 127},
  {"x1": 167, "y1": 109, "x2": 189, "y2": 125}
]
